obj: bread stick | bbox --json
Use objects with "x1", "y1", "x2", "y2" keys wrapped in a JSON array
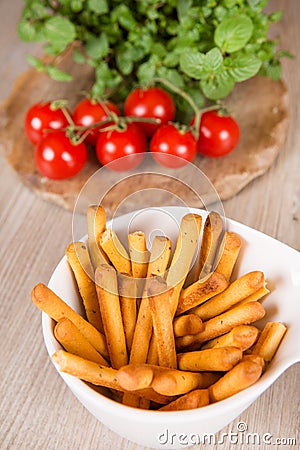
[
  {"x1": 176, "y1": 301, "x2": 266, "y2": 350},
  {"x1": 159, "y1": 389, "x2": 209, "y2": 411},
  {"x1": 118, "y1": 274, "x2": 137, "y2": 354},
  {"x1": 176, "y1": 272, "x2": 228, "y2": 315},
  {"x1": 242, "y1": 354, "x2": 265, "y2": 370},
  {"x1": 117, "y1": 364, "x2": 155, "y2": 391},
  {"x1": 201, "y1": 325, "x2": 260, "y2": 351},
  {"x1": 177, "y1": 347, "x2": 242, "y2": 372},
  {"x1": 66, "y1": 242, "x2": 103, "y2": 332},
  {"x1": 251, "y1": 322, "x2": 287, "y2": 362},
  {"x1": 54, "y1": 318, "x2": 108, "y2": 366},
  {"x1": 52, "y1": 350, "x2": 120, "y2": 389},
  {"x1": 166, "y1": 213, "x2": 202, "y2": 317},
  {"x1": 215, "y1": 231, "x2": 242, "y2": 281},
  {"x1": 99, "y1": 229, "x2": 131, "y2": 275},
  {"x1": 129, "y1": 236, "x2": 172, "y2": 365},
  {"x1": 147, "y1": 276, "x2": 177, "y2": 369},
  {"x1": 128, "y1": 231, "x2": 149, "y2": 279},
  {"x1": 194, "y1": 211, "x2": 223, "y2": 281},
  {"x1": 86, "y1": 205, "x2": 109, "y2": 270},
  {"x1": 173, "y1": 314, "x2": 204, "y2": 337},
  {"x1": 95, "y1": 265, "x2": 128, "y2": 369},
  {"x1": 208, "y1": 360, "x2": 263, "y2": 402},
  {"x1": 233, "y1": 285, "x2": 270, "y2": 307},
  {"x1": 52, "y1": 352, "x2": 175, "y2": 405},
  {"x1": 191, "y1": 271, "x2": 265, "y2": 321},
  {"x1": 151, "y1": 367, "x2": 219, "y2": 396},
  {"x1": 31, "y1": 283, "x2": 108, "y2": 358}
]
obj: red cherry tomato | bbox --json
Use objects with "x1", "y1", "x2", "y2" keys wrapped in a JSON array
[
  {"x1": 73, "y1": 98, "x2": 120, "y2": 145},
  {"x1": 25, "y1": 102, "x2": 69, "y2": 145},
  {"x1": 124, "y1": 87, "x2": 176, "y2": 137},
  {"x1": 35, "y1": 131, "x2": 87, "y2": 180},
  {"x1": 150, "y1": 124, "x2": 197, "y2": 168},
  {"x1": 192, "y1": 111, "x2": 240, "y2": 157},
  {"x1": 96, "y1": 123, "x2": 147, "y2": 172}
]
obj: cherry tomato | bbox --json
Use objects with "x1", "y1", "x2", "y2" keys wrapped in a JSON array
[
  {"x1": 192, "y1": 111, "x2": 240, "y2": 157},
  {"x1": 150, "y1": 124, "x2": 197, "y2": 168},
  {"x1": 96, "y1": 123, "x2": 147, "y2": 171},
  {"x1": 124, "y1": 87, "x2": 176, "y2": 137},
  {"x1": 35, "y1": 131, "x2": 87, "y2": 180},
  {"x1": 25, "y1": 102, "x2": 69, "y2": 145},
  {"x1": 73, "y1": 98, "x2": 120, "y2": 145}
]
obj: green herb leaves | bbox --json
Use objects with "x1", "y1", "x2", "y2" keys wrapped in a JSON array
[
  {"x1": 44, "y1": 17, "x2": 76, "y2": 54},
  {"x1": 18, "y1": 0, "x2": 289, "y2": 105},
  {"x1": 214, "y1": 15, "x2": 253, "y2": 53}
]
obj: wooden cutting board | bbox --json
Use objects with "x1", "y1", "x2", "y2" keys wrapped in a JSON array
[{"x1": 0, "y1": 52, "x2": 289, "y2": 215}]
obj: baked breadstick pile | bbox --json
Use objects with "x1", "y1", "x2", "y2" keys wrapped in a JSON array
[{"x1": 32, "y1": 207, "x2": 287, "y2": 411}]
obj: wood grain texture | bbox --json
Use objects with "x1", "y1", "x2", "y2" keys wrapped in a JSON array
[{"x1": 0, "y1": 1, "x2": 299, "y2": 450}]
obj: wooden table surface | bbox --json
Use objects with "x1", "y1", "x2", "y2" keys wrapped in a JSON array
[{"x1": 0, "y1": 1, "x2": 299, "y2": 449}]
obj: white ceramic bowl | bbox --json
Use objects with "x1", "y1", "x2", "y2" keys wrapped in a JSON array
[{"x1": 43, "y1": 206, "x2": 300, "y2": 449}]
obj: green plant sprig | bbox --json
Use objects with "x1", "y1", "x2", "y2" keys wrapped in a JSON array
[{"x1": 19, "y1": 0, "x2": 292, "y2": 115}]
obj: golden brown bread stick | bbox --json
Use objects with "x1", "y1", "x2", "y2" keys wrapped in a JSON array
[
  {"x1": 118, "y1": 274, "x2": 137, "y2": 354},
  {"x1": 54, "y1": 318, "x2": 108, "y2": 366},
  {"x1": 251, "y1": 322, "x2": 287, "y2": 362},
  {"x1": 52, "y1": 350, "x2": 121, "y2": 389},
  {"x1": 147, "y1": 276, "x2": 177, "y2": 369},
  {"x1": 232, "y1": 285, "x2": 270, "y2": 308},
  {"x1": 208, "y1": 360, "x2": 263, "y2": 402},
  {"x1": 128, "y1": 231, "x2": 149, "y2": 279},
  {"x1": 176, "y1": 272, "x2": 228, "y2": 316},
  {"x1": 86, "y1": 205, "x2": 109, "y2": 270},
  {"x1": 176, "y1": 302, "x2": 266, "y2": 351},
  {"x1": 117, "y1": 364, "x2": 155, "y2": 391},
  {"x1": 191, "y1": 271, "x2": 265, "y2": 321},
  {"x1": 52, "y1": 351, "x2": 175, "y2": 405},
  {"x1": 166, "y1": 214, "x2": 202, "y2": 317},
  {"x1": 177, "y1": 347, "x2": 242, "y2": 372},
  {"x1": 242, "y1": 354, "x2": 265, "y2": 370},
  {"x1": 31, "y1": 283, "x2": 108, "y2": 359},
  {"x1": 201, "y1": 325, "x2": 260, "y2": 351},
  {"x1": 215, "y1": 231, "x2": 242, "y2": 281},
  {"x1": 129, "y1": 236, "x2": 172, "y2": 365},
  {"x1": 173, "y1": 314, "x2": 204, "y2": 337},
  {"x1": 95, "y1": 265, "x2": 128, "y2": 369},
  {"x1": 194, "y1": 211, "x2": 223, "y2": 281},
  {"x1": 66, "y1": 242, "x2": 103, "y2": 332},
  {"x1": 159, "y1": 389, "x2": 209, "y2": 411},
  {"x1": 99, "y1": 229, "x2": 132, "y2": 275},
  {"x1": 151, "y1": 367, "x2": 220, "y2": 396}
]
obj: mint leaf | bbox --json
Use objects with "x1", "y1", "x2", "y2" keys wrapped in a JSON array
[
  {"x1": 18, "y1": 20, "x2": 35, "y2": 42},
  {"x1": 114, "y1": 5, "x2": 137, "y2": 31},
  {"x1": 205, "y1": 47, "x2": 223, "y2": 72},
  {"x1": 137, "y1": 55, "x2": 160, "y2": 83},
  {"x1": 214, "y1": 15, "x2": 253, "y2": 53},
  {"x1": 177, "y1": 0, "x2": 193, "y2": 21},
  {"x1": 157, "y1": 67, "x2": 184, "y2": 88},
  {"x1": 26, "y1": 55, "x2": 44, "y2": 71},
  {"x1": 44, "y1": 17, "x2": 76, "y2": 52},
  {"x1": 201, "y1": 71, "x2": 234, "y2": 100},
  {"x1": 85, "y1": 33, "x2": 109, "y2": 59},
  {"x1": 226, "y1": 54, "x2": 261, "y2": 81},
  {"x1": 73, "y1": 48, "x2": 86, "y2": 64},
  {"x1": 269, "y1": 11, "x2": 283, "y2": 23},
  {"x1": 180, "y1": 52, "x2": 206, "y2": 79},
  {"x1": 116, "y1": 52, "x2": 133, "y2": 75},
  {"x1": 45, "y1": 65, "x2": 73, "y2": 81},
  {"x1": 87, "y1": 0, "x2": 108, "y2": 15}
]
